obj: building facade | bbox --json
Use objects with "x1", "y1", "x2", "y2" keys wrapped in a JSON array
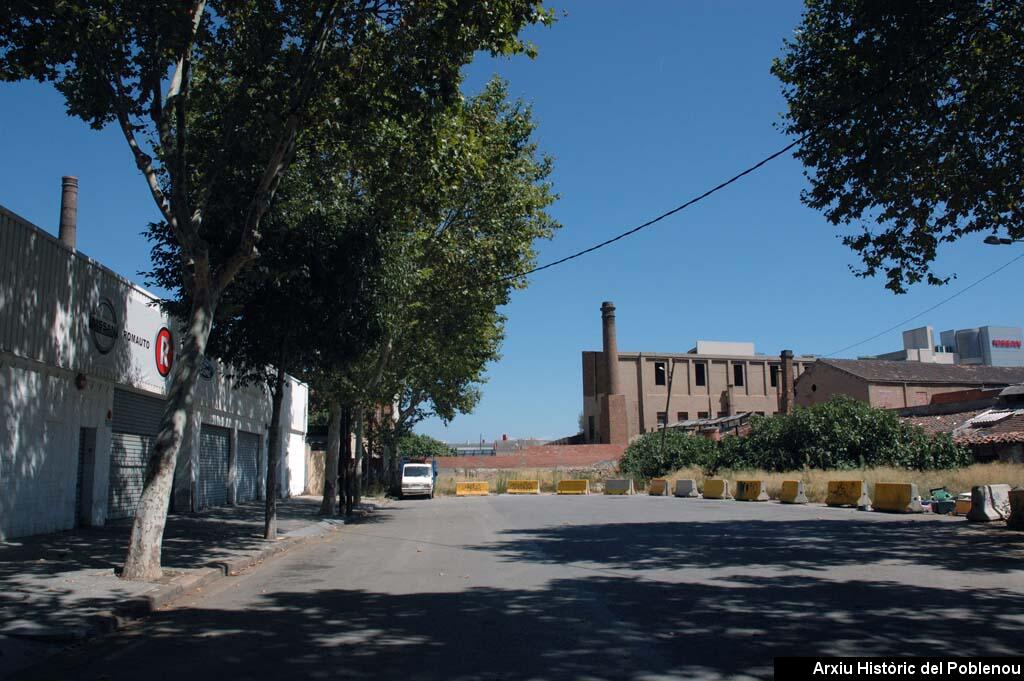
[
  {"x1": 581, "y1": 302, "x2": 814, "y2": 443},
  {"x1": 868, "y1": 325, "x2": 1024, "y2": 366},
  {"x1": 1, "y1": 191, "x2": 308, "y2": 540},
  {"x1": 794, "y1": 358, "x2": 1024, "y2": 410}
]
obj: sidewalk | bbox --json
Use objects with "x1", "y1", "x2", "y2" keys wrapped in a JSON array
[{"x1": 0, "y1": 496, "x2": 366, "y2": 668}]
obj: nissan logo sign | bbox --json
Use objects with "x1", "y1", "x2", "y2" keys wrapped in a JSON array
[{"x1": 88, "y1": 298, "x2": 118, "y2": 354}]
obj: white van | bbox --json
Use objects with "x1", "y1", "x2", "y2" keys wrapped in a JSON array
[{"x1": 400, "y1": 463, "x2": 434, "y2": 499}]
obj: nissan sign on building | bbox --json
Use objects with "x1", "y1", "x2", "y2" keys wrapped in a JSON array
[{"x1": 982, "y1": 326, "x2": 1024, "y2": 367}]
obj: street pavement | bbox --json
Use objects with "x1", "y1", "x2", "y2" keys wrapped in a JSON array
[{"x1": 12, "y1": 495, "x2": 1024, "y2": 680}]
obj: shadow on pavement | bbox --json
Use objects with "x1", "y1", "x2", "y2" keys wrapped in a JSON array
[
  {"x1": 479, "y1": 517, "x2": 1024, "y2": 575},
  {"x1": 13, "y1": 513, "x2": 1024, "y2": 680},
  {"x1": 0, "y1": 497, "x2": 375, "y2": 634},
  {"x1": 14, "y1": 574, "x2": 1023, "y2": 681}
]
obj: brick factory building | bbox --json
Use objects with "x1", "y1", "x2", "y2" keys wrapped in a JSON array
[
  {"x1": 581, "y1": 301, "x2": 815, "y2": 444},
  {"x1": 795, "y1": 358, "x2": 1024, "y2": 410}
]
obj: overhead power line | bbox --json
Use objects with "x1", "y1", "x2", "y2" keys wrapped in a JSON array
[
  {"x1": 497, "y1": 8, "x2": 996, "y2": 284},
  {"x1": 823, "y1": 251, "x2": 1024, "y2": 358}
]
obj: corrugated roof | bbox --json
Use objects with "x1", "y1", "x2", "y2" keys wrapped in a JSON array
[{"x1": 818, "y1": 359, "x2": 1024, "y2": 385}]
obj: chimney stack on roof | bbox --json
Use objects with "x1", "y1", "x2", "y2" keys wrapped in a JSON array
[
  {"x1": 601, "y1": 301, "x2": 622, "y2": 395},
  {"x1": 780, "y1": 349, "x2": 795, "y2": 415},
  {"x1": 58, "y1": 176, "x2": 78, "y2": 251}
]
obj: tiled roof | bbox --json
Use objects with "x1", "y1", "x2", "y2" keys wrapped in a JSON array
[
  {"x1": 955, "y1": 431, "x2": 1024, "y2": 445},
  {"x1": 903, "y1": 410, "x2": 985, "y2": 436},
  {"x1": 819, "y1": 359, "x2": 1024, "y2": 385}
]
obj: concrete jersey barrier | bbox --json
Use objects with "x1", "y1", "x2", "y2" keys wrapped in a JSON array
[
  {"x1": 825, "y1": 480, "x2": 872, "y2": 510},
  {"x1": 734, "y1": 480, "x2": 769, "y2": 502},
  {"x1": 674, "y1": 479, "x2": 699, "y2": 498},
  {"x1": 648, "y1": 479, "x2": 670, "y2": 496},
  {"x1": 604, "y1": 479, "x2": 635, "y2": 495},
  {"x1": 455, "y1": 481, "x2": 489, "y2": 497},
  {"x1": 779, "y1": 480, "x2": 808, "y2": 504},
  {"x1": 872, "y1": 482, "x2": 924, "y2": 513},
  {"x1": 967, "y1": 484, "x2": 1012, "y2": 522},
  {"x1": 702, "y1": 479, "x2": 731, "y2": 500},
  {"x1": 506, "y1": 480, "x2": 540, "y2": 495},
  {"x1": 557, "y1": 479, "x2": 590, "y2": 495},
  {"x1": 1008, "y1": 488, "x2": 1024, "y2": 530}
]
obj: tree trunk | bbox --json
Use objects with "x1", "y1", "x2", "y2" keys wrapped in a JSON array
[
  {"x1": 354, "y1": 410, "x2": 364, "y2": 506},
  {"x1": 319, "y1": 400, "x2": 341, "y2": 515},
  {"x1": 340, "y1": 406, "x2": 353, "y2": 516},
  {"x1": 264, "y1": 363, "x2": 287, "y2": 540},
  {"x1": 122, "y1": 291, "x2": 214, "y2": 581}
]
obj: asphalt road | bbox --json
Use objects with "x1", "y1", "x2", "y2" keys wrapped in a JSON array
[{"x1": 15, "y1": 496, "x2": 1024, "y2": 681}]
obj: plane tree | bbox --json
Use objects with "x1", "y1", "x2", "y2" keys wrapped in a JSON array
[
  {"x1": 0, "y1": 0, "x2": 554, "y2": 579},
  {"x1": 364, "y1": 78, "x2": 560, "y2": 483},
  {"x1": 772, "y1": 0, "x2": 1024, "y2": 293}
]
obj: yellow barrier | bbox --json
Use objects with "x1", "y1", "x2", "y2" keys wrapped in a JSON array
[
  {"x1": 557, "y1": 479, "x2": 590, "y2": 495},
  {"x1": 604, "y1": 479, "x2": 635, "y2": 495},
  {"x1": 825, "y1": 480, "x2": 872, "y2": 510},
  {"x1": 735, "y1": 480, "x2": 769, "y2": 502},
  {"x1": 648, "y1": 479, "x2": 670, "y2": 496},
  {"x1": 954, "y1": 498, "x2": 972, "y2": 516},
  {"x1": 779, "y1": 480, "x2": 808, "y2": 504},
  {"x1": 455, "y1": 481, "x2": 489, "y2": 497},
  {"x1": 873, "y1": 482, "x2": 924, "y2": 513},
  {"x1": 506, "y1": 480, "x2": 540, "y2": 495},
  {"x1": 702, "y1": 479, "x2": 731, "y2": 500}
]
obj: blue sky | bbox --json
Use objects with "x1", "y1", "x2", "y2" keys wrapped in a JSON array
[{"x1": 1, "y1": 1, "x2": 1020, "y2": 443}]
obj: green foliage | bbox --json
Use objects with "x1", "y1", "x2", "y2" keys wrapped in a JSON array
[
  {"x1": 622, "y1": 396, "x2": 972, "y2": 479},
  {"x1": 620, "y1": 430, "x2": 718, "y2": 480},
  {"x1": 397, "y1": 433, "x2": 452, "y2": 459},
  {"x1": 772, "y1": 1, "x2": 1024, "y2": 293}
]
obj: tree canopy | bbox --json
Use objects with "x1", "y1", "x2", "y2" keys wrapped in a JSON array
[{"x1": 772, "y1": 0, "x2": 1024, "y2": 293}]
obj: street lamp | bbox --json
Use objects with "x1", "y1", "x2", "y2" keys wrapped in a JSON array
[{"x1": 983, "y1": 235, "x2": 1018, "y2": 245}]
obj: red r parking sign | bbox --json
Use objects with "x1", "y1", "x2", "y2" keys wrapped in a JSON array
[{"x1": 155, "y1": 327, "x2": 174, "y2": 377}]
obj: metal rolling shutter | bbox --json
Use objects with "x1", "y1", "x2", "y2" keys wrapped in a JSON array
[
  {"x1": 198, "y1": 425, "x2": 230, "y2": 509},
  {"x1": 75, "y1": 430, "x2": 87, "y2": 526},
  {"x1": 236, "y1": 431, "x2": 260, "y2": 502},
  {"x1": 108, "y1": 390, "x2": 165, "y2": 520}
]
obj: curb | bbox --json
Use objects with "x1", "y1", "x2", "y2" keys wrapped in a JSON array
[{"x1": 3, "y1": 515, "x2": 354, "y2": 645}]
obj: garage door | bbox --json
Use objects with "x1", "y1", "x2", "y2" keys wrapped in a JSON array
[
  {"x1": 236, "y1": 431, "x2": 261, "y2": 502},
  {"x1": 108, "y1": 390, "x2": 165, "y2": 520},
  {"x1": 198, "y1": 424, "x2": 230, "y2": 509}
]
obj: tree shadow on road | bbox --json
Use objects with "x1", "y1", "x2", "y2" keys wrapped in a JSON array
[
  {"x1": 477, "y1": 516, "x2": 1024, "y2": 575},
  {"x1": 14, "y1": 572, "x2": 1024, "y2": 681}
]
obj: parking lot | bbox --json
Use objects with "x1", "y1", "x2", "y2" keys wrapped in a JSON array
[{"x1": 17, "y1": 494, "x2": 1024, "y2": 681}]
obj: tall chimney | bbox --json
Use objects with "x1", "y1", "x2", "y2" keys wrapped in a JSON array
[
  {"x1": 601, "y1": 301, "x2": 621, "y2": 395},
  {"x1": 59, "y1": 176, "x2": 78, "y2": 250},
  {"x1": 780, "y1": 350, "x2": 795, "y2": 415}
]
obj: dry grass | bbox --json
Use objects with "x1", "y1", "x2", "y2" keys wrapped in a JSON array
[
  {"x1": 662, "y1": 462, "x2": 1024, "y2": 503},
  {"x1": 436, "y1": 468, "x2": 614, "y2": 496}
]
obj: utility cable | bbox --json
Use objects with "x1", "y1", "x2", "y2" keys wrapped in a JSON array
[
  {"x1": 823, "y1": 250, "x2": 1024, "y2": 358},
  {"x1": 496, "y1": 8, "x2": 998, "y2": 284}
]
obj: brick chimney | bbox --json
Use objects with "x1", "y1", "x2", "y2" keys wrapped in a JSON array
[
  {"x1": 601, "y1": 301, "x2": 621, "y2": 395},
  {"x1": 779, "y1": 350, "x2": 794, "y2": 415},
  {"x1": 58, "y1": 176, "x2": 78, "y2": 250},
  {"x1": 599, "y1": 301, "x2": 628, "y2": 445}
]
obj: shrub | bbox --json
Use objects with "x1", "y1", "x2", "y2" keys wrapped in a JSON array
[
  {"x1": 622, "y1": 396, "x2": 972, "y2": 480},
  {"x1": 397, "y1": 433, "x2": 452, "y2": 458},
  {"x1": 620, "y1": 430, "x2": 717, "y2": 479}
]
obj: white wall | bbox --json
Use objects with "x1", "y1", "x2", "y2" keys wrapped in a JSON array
[{"x1": 1, "y1": 205, "x2": 309, "y2": 538}]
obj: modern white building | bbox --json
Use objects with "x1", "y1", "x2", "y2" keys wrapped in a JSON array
[
  {"x1": 0, "y1": 187, "x2": 308, "y2": 540},
  {"x1": 867, "y1": 325, "x2": 1024, "y2": 367}
]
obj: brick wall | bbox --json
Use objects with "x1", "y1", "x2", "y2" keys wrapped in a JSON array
[{"x1": 436, "y1": 444, "x2": 625, "y2": 470}]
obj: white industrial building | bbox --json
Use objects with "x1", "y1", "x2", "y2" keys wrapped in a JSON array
[{"x1": 0, "y1": 184, "x2": 308, "y2": 540}]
